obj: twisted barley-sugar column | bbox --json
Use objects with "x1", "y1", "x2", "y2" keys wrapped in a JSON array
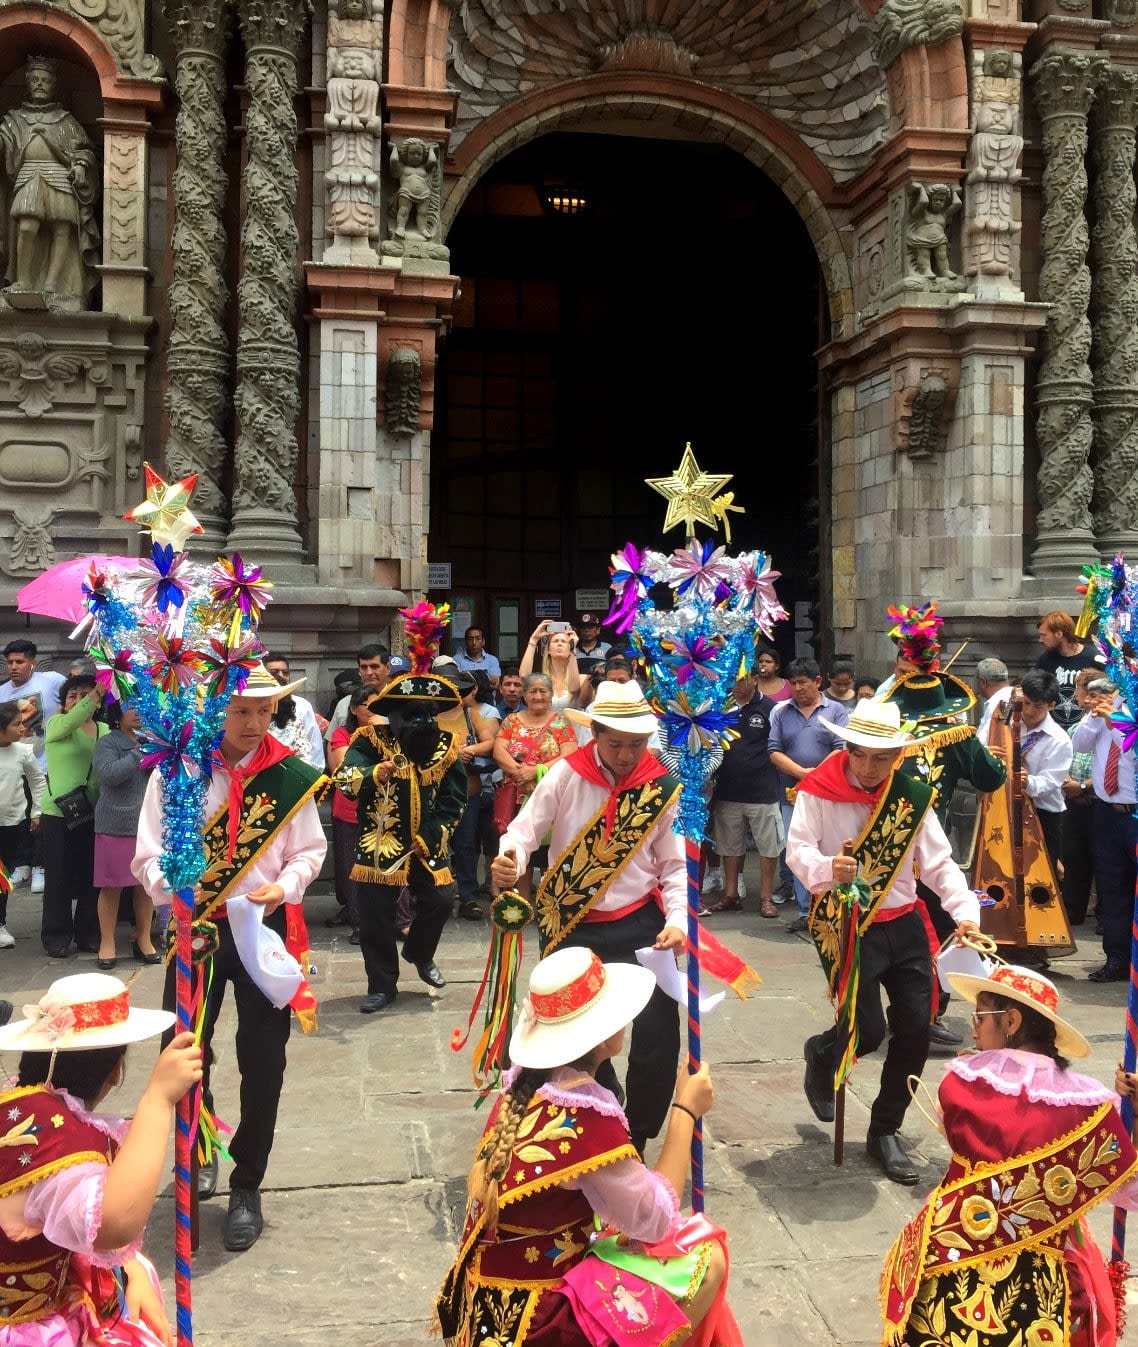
[
  {"x1": 1029, "y1": 49, "x2": 1106, "y2": 581},
  {"x1": 1090, "y1": 65, "x2": 1138, "y2": 557},
  {"x1": 230, "y1": 0, "x2": 308, "y2": 560},
  {"x1": 165, "y1": 0, "x2": 232, "y2": 549}
]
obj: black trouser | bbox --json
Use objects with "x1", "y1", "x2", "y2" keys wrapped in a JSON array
[
  {"x1": 812, "y1": 909, "x2": 932, "y2": 1137},
  {"x1": 0, "y1": 824, "x2": 19, "y2": 923},
  {"x1": 452, "y1": 783, "x2": 496, "y2": 904},
  {"x1": 916, "y1": 879, "x2": 953, "y2": 1016},
  {"x1": 1061, "y1": 797, "x2": 1096, "y2": 924},
  {"x1": 357, "y1": 859, "x2": 455, "y2": 996},
  {"x1": 1094, "y1": 801, "x2": 1138, "y2": 966},
  {"x1": 331, "y1": 814, "x2": 361, "y2": 929},
  {"x1": 1036, "y1": 808, "x2": 1063, "y2": 873},
  {"x1": 163, "y1": 909, "x2": 291, "y2": 1191},
  {"x1": 39, "y1": 814, "x2": 98, "y2": 951},
  {"x1": 551, "y1": 903, "x2": 681, "y2": 1143}
]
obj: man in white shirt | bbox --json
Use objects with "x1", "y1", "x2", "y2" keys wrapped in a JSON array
[
  {"x1": 1016, "y1": 669, "x2": 1072, "y2": 869},
  {"x1": 263, "y1": 652, "x2": 325, "y2": 768},
  {"x1": 0, "y1": 639, "x2": 63, "y2": 890},
  {"x1": 491, "y1": 680, "x2": 684, "y2": 1154},
  {"x1": 975, "y1": 656, "x2": 1013, "y2": 742},
  {"x1": 133, "y1": 665, "x2": 327, "y2": 1252},
  {"x1": 787, "y1": 700, "x2": 980, "y2": 1185}
]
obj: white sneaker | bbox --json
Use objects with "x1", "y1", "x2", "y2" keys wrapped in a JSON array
[
  {"x1": 738, "y1": 876, "x2": 748, "y2": 899},
  {"x1": 8, "y1": 866, "x2": 30, "y2": 886},
  {"x1": 0, "y1": 926, "x2": 15, "y2": 949},
  {"x1": 701, "y1": 869, "x2": 724, "y2": 897},
  {"x1": 29, "y1": 868, "x2": 44, "y2": 894}
]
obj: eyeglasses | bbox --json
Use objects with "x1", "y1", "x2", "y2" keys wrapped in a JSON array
[{"x1": 971, "y1": 1010, "x2": 1004, "y2": 1029}]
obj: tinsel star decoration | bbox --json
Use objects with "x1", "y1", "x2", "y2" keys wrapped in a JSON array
[
  {"x1": 645, "y1": 444, "x2": 734, "y2": 537},
  {"x1": 124, "y1": 463, "x2": 203, "y2": 550}
]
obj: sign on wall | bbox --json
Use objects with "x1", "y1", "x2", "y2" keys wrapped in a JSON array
[
  {"x1": 534, "y1": 598, "x2": 563, "y2": 619},
  {"x1": 574, "y1": 589, "x2": 610, "y2": 612},
  {"x1": 427, "y1": 562, "x2": 452, "y2": 589}
]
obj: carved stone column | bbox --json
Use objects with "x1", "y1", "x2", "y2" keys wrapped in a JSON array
[
  {"x1": 164, "y1": 0, "x2": 232, "y2": 550},
  {"x1": 1089, "y1": 64, "x2": 1138, "y2": 556},
  {"x1": 228, "y1": 0, "x2": 309, "y2": 565},
  {"x1": 1028, "y1": 49, "x2": 1107, "y2": 583}
]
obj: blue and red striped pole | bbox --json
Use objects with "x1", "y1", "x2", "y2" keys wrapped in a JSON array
[
  {"x1": 173, "y1": 885, "x2": 195, "y2": 1347},
  {"x1": 684, "y1": 837, "x2": 705, "y2": 1213},
  {"x1": 1111, "y1": 849, "x2": 1138, "y2": 1267}
]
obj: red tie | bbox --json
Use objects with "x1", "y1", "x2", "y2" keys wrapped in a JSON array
[{"x1": 1105, "y1": 738, "x2": 1122, "y2": 798}]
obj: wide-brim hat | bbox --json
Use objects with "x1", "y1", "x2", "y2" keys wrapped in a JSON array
[
  {"x1": 819, "y1": 699, "x2": 912, "y2": 750},
  {"x1": 946, "y1": 963, "x2": 1091, "y2": 1059},
  {"x1": 0, "y1": 973, "x2": 174, "y2": 1052},
  {"x1": 368, "y1": 672, "x2": 462, "y2": 715},
  {"x1": 884, "y1": 671, "x2": 976, "y2": 724},
  {"x1": 509, "y1": 948, "x2": 656, "y2": 1071},
  {"x1": 580, "y1": 680, "x2": 659, "y2": 736},
  {"x1": 234, "y1": 663, "x2": 306, "y2": 700}
]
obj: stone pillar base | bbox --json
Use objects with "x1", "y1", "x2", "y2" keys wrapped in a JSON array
[
  {"x1": 227, "y1": 509, "x2": 314, "y2": 579},
  {"x1": 1029, "y1": 529, "x2": 1098, "y2": 585}
]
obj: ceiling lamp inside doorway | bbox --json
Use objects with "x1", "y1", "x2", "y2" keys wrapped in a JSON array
[{"x1": 540, "y1": 177, "x2": 590, "y2": 216}]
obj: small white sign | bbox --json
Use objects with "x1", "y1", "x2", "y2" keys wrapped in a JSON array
[
  {"x1": 535, "y1": 598, "x2": 563, "y2": 619},
  {"x1": 426, "y1": 562, "x2": 452, "y2": 589},
  {"x1": 575, "y1": 589, "x2": 610, "y2": 611}
]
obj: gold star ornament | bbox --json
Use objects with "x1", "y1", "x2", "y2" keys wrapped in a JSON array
[
  {"x1": 645, "y1": 444, "x2": 735, "y2": 537},
  {"x1": 124, "y1": 463, "x2": 204, "y2": 550}
]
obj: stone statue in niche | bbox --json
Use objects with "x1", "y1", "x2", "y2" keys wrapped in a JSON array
[
  {"x1": 384, "y1": 346, "x2": 421, "y2": 437},
  {"x1": 905, "y1": 182, "x2": 964, "y2": 289},
  {"x1": 324, "y1": 0, "x2": 382, "y2": 261},
  {"x1": 381, "y1": 138, "x2": 448, "y2": 260},
  {"x1": 965, "y1": 49, "x2": 1023, "y2": 284},
  {"x1": 0, "y1": 57, "x2": 100, "y2": 313}
]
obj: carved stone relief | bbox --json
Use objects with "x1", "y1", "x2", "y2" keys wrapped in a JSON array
[
  {"x1": 894, "y1": 364, "x2": 957, "y2": 459},
  {"x1": 0, "y1": 57, "x2": 100, "y2": 314},
  {"x1": 868, "y1": 0, "x2": 963, "y2": 70},
  {"x1": 1106, "y1": 0, "x2": 1138, "y2": 26},
  {"x1": 0, "y1": 0, "x2": 162, "y2": 78},
  {"x1": 965, "y1": 49, "x2": 1023, "y2": 290},
  {"x1": 324, "y1": 0, "x2": 383, "y2": 264},
  {"x1": 0, "y1": 331, "x2": 100, "y2": 416},
  {"x1": 8, "y1": 506, "x2": 56, "y2": 574},
  {"x1": 384, "y1": 346, "x2": 421, "y2": 436},
  {"x1": 903, "y1": 182, "x2": 965, "y2": 291},
  {"x1": 381, "y1": 138, "x2": 448, "y2": 260}
]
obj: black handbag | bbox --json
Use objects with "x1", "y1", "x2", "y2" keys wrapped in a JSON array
[{"x1": 50, "y1": 763, "x2": 95, "y2": 831}]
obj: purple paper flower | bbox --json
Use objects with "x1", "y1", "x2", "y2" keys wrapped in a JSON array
[
  {"x1": 738, "y1": 551, "x2": 789, "y2": 635},
  {"x1": 140, "y1": 719, "x2": 201, "y2": 779},
  {"x1": 605, "y1": 542, "x2": 651, "y2": 634},
  {"x1": 89, "y1": 642, "x2": 137, "y2": 703},
  {"x1": 666, "y1": 540, "x2": 733, "y2": 602},
  {"x1": 663, "y1": 635, "x2": 722, "y2": 686},
  {"x1": 137, "y1": 542, "x2": 188, "y2": 614},
  {"x1": 1112, "y1": 705, "x2": 1138, "y2": 754},
  {"x1": 660, "y1": 692, "x2": 739, "y2": 755},
  {"x1": 140, "y1": 633, "x2": 203, "y2": 695},
  {"x1": 82, "y1": 566, "x2": 110, "y2": 614},
  {"x1": 198, "y1": 635, "x2": 261, "y2": 697},
  {"x1": 210, "y1": 553, "x2": 273, "y2": 620}
]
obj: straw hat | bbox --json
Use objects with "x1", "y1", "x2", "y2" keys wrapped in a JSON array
[
  {"x1": 946, "y1": 963, "x2": 1091, "y2": 1059},
  {"x1": 581, "y1": 680, "x2": 659, "y2": 736},
  {"x1": 0, "y1": 974, "x2": 174, "y2": 1052},
  {"x1": 236, "y1": 662, "x2": 306, "y2": 700},
  {"x1": 819, "y1": 699, "x2": 912, "y2": 751},
  {"x1": 509, "y1": 948, "x2": 656, "y2": 1071}
]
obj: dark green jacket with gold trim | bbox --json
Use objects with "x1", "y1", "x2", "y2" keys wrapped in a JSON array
[
  {"x1": 333, "y1": 724, "x2": 468, "y2": 886},
  {"x1": 899, "y1": 723, "x2": 1007, "y2": 825}
]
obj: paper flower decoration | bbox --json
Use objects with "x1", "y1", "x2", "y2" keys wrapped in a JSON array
[
  {"x1": 137, "y1": 543, "x2": 189, "y2": 614},
  {"x1": 89, "y1": 642, "x2": 137, "y2": 703},
  {"x1": 197, "y1": 636, "x2": 261, "y2": 697},
  {"x1": 662, "y1": 635, "x2": 721, "y2": 686},
  {"x1": 667, "y1": 540, "x2": 734, "y2": 602},
  {"x1": 738, "y1": 551, "x2": 789, "y2": 636},
  {"x1": 210, "y1": 553, "x2": 273, "y2": 623},
  {"x1": 660, "y1": 692, "x2": 739, "y2": 755},
  {"x1": 124, "y1": 463, "x2": 203, "y2": 550},
  {"x1": 140, "y1": 720, "x2": 201, "y2": 778},
  {"x1": 1112, "y1": 704, "x2": 1138, "y2": 754},
  {"x1": 605, "y1": 543, "x2": 653, "y2": 634},
  {"x1": 82, "y1": 566, "x2": 110, "y2": 614},
  {"x1": 141, "y1": 633, "x2": 204, "y2": 695}
]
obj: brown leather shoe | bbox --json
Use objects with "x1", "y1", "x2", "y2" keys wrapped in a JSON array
[
  {"x1": 759, "y1": 897, "x2": 778, "y2": 918},
  {"x1": 706, "y1": 895, "x2": 742, "y2": 914}
]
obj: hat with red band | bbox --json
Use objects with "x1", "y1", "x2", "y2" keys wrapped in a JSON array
[
  {"x1": 0, "y1": 973, "x2": 174, "y2": 1052},
  {"x1": 946, "y1": 963, "x2": 1090, "y2": 1058}
]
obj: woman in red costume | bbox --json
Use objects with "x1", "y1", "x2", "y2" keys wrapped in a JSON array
[
  {"x1": 881, "y1": 964, "x2": 1138, "y2": 1347},
  {"x1": 437, "y1": 946, "x2": 742, "y2": 1346},
  {"x1": 0, "y1": 972, "x2": 202, "y2": 1345}
]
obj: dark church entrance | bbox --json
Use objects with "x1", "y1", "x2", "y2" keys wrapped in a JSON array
[{"x1": 431, "y1": 131, "x2": 823, "y2": 665}]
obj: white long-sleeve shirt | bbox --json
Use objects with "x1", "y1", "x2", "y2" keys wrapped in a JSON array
[
  {"x1": 786, "y1": 775, "x2": 979, "y2": 924},
  {"x1": 1021, "y1": 714, "x2": 1072, "y2": 815},
  {"x1": 132, "y1": 748, "x2": 326, "y2": 905},
  {"x1": 977, "y1": 685, "x2": 1014, "y2": 742},
  {"x1": 0, "y1": 741, "x2": 45, "y2": 826},
  {"x1": 498, "y1": 756, "x2": 688, "y2": 928},
  {"x1": 1071, "y1": 705, "x2": 1138, "y2": 805}
]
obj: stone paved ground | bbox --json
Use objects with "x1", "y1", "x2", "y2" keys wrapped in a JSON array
[{"x1": 2, "y1": 866, "x2": 1135, "y2": 1345}]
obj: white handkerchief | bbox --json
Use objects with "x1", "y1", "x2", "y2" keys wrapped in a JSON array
[
  {"x1": 226, "y1": 895, "x2": 304, "y2": 1009},
  {"x1": 635, "y1": 946, "x2": 725, "y2": 1016}
]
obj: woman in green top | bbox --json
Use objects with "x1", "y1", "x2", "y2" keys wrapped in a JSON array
[{"x1": 41, "y1": 673, "x2": 107, "y2": 958}]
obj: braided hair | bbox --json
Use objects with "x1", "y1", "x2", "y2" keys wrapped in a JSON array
[
  {"x1": 988, "y1": 993, "x2": 1070, "y2": 1071},
  {"x1": 467, "y1": 1067, "x2": 550, "y2": 1236}
]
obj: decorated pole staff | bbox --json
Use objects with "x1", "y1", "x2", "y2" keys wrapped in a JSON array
[
  {"x1": 1077, "y1": 557, "x2": 1138, "y2": 1285},
  {"x1": 79, "y1": 466, "x2": 271, "y2": 1347}
]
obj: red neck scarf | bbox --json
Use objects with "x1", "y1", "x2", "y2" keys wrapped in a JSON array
[
  {"x1": 795, "y1": 749, "x2": 890, "y2": 806},
  {"x1": 565, "y1": 741, "x2": 667, "y2": 839},
  {"x1": 212, "y1": 734, "x2": 294, "y2": 862}
]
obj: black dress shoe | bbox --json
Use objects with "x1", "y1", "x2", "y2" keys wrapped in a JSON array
[
  {"x1": 349, "y1": 929, "x2": 361, "y2": 945},
  {"x1": 1089, "y1": 960, "x2": 1129, "y2": 983},
  {"x1": 802, "y1": 1036, "x2": 835, "y2": 1123},
  {"x1": 457, "y1": 900, "x2": 485, "y2": 921},
  {"x1": 927, "y1": 1018, "x2": 963, "y2": 1047},
  {"x1": 867, "y1": 1132, "x2": 919, "y2": 1185},
  {"x1": 414, "y1": 960, "x2": 446, "y2": 989},
  {"x1": 325, "y1": 907, "x2": 350, "y2": 928},
  {"x1": 45, "y1": 946, "x2": 72, "y2": 960},
  {"x1": 223, "y1": 1188, "x2": 263, "y2": 1252},
  {"x1": 75, "y1": 941, "x2": 101, "y2": 955},
  {"x1": 131, "y1": 941, "x2": 162, "y2": 965},
  {"x1": 198, "y1": 1152, "x2": 218, "y2": 1199},
  {"x1": 97, "y1": 957, "x2": 117, "y2": 971},
  {"x1": 0, "y1": 1000, "x2": 12, "y2": 1027},
  {"x1": 360, "y1": 992, "x2": 396, "y2": 1014}
]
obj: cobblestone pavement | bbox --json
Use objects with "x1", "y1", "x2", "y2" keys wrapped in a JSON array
[{"x1": 1, "y1": 870, "x2": 1133, "y2": 1345}]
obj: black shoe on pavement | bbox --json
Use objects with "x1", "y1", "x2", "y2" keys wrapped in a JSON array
[
  {"x1": 349, "y1": 928, "x2": 361, "y2": 945},
  {"x1": 786, "y1": 915, "x2": 809, "y2": 934},
  {"x1": 802, "y1": 1036, "x2": 835, "y2": 1123},
  {"x1": 414, "y1": 961, "x2": 446, "y2": 989},
  {"x1": 325, "y1": 907, "x2": 350, "y2": 928},
  {"x1": 198, "y1": 1152, "x2": 218, "y2": 1199},
  {"x1": 1089, "y1": 960, "x2": 1129, "y2": 983},
  {"x1": 928, "y1": 1018, "x2": 963, "y2": 1047},
  {"x1": 360, "y1": 992, "x2": 396, "y2": 1014},
  {"x1": 0, "y1": 1000, "x2": 11, "y2": 1027},
  {"x1": 45, "y1": 946, "x2": 72, "y2": 960},
  {"x1": 224, "y1": 1188, "x2": 263, "y2": 1252},
  {"x1": 457, "y1": 900, "x2": 485, "y2": 921},
  {"x1": 867, "y1": 1132, "x2": 919, "y2": 1185},
  {"x1": 75, "y1": 942, "x2": 101, "y2": 955}
]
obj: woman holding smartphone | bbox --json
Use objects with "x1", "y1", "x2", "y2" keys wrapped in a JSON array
[{"x1": 520, "y1": 618, "x2": 581, "y2": 715}]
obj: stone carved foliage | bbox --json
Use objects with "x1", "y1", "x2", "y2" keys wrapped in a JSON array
[
  {"x1": 0, "y1": 332, "x2": 100, "y2": 417},
  {"x1": 965, "y1": 49, "x2": 1023, "y2": 285},
  {"x1": 0, "y1": 0, "x2": 161, "y2": 77},
  {"x1": 868, "y1": 0, "x2": 963, "y2": 71},
  {"x1": 381, "y1": 138, "x2": 447, "y2": 259},
  {"x1": 1106, "y1": 0, "x2": 1138, "y2": 26},
  {"x1": 325, "y1": 0, "x2": 383, "y2": 258},
  {"x1": 7, "y1": 506, "x2": 55, "y2": 575},
  {"x1": 447, "y1": 0, "x2": 887, "y2": 182},
  {"x1": 904, "y1": 182, "x2": 964, "y2": 291},
  {"x1": 895, "y1": 366, "x2": 956, "y2": 460},
  {"x1": 384, "y1": 346, "x2": 421, "y2": 436}
]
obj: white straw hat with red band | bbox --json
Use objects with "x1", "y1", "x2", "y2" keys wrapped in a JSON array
[
  {"x1": 0, "y1": 974, "x2": 174, "y2": 1052},
  {"x1": 580, "y1": 680, "x2": 659, "y2": 736},
  {"x1": 509, "y1": 947, "x2": 656, "y2": 1071},
  {"x1": 820, "y1": 699, "x2": 912, "y2": 751},
  {"x1": 946, "y1": 963, "x2": 1091, "y2": 1059}
]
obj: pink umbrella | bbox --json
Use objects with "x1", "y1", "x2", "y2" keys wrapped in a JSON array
[{"x1": 16, "y1": 555, "x2": 137, "y2": 626}]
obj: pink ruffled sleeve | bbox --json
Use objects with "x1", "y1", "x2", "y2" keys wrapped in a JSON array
[
  {"x1": 568, "y1": 1158, "x2": 681, "y2": 1245},
  {"x1": 21, "y1": 1163, "x2": 143, "y2": 1267}
]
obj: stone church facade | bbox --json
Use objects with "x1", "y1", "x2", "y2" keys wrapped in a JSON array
[{"x1": 0, "y1": 0, "x2": 1134, "y2": 672}]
